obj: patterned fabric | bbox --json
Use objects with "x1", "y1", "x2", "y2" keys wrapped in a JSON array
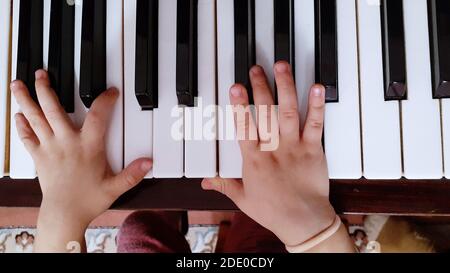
[{"x1": 0, "y1": 227, "x2": 219, "y2": 253}]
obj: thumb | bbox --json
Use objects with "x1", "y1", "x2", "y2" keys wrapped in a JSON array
[
  {"x1": 201, "y1": 177, "x2": 244, "y2": 204},
  {"x1": 108, "y1": 158, "x2": 153, "y2": 197}
]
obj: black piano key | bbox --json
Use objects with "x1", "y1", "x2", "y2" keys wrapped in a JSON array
[
  {"x1": 48, "y1": 0, "x2": 61, "y2": 105},
  {"x1": 234, "y1": 0, "x2": 256, "y2": 104},
  {"x1": 380, "y1": 0, "x2": 407, "y2": 101},
  {"x1": 428, "y1": 0, "x2": 450, "y2": 99},
  {"x1": 274, "y1": 0, "x2": 295, "y2": 67},
  {"x1": 315, "y1": 0, "x2": 338, "y2": 103},
  {"x1": 48, "y1": 0, "x2": 75, "y2": 113},
  {"x1": 16, "y1": 0, "x2": 31, "y2": 98},
  {"x1": 176, "y1": 0, "x2": 198, "y2": 107},
  {"x1": 17, "y1": 0, "x2": 44, "y2": 104},
  {"x1": 274, "y1": 0, "x2": 295, "y2": 103},
  {"x1": 28, "y1": 0, "x2": 44, "y2": 103},
  {"x1": 135, "y1": 0, "x2": 159, "y2": 110},
  {"x1": 80, "y1": 0, "x2": 107, "y2": 108},
  {"x1": 59, "y1": 3, "x2": 75, "y2": 113}
]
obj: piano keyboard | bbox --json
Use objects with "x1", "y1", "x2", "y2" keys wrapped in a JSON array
[
  {"x1": 1, "y1": 0, "x2": 450, "y2": 181},
  {"x1": 0, "y1": 0, "x2": 10, "y2": 178}
]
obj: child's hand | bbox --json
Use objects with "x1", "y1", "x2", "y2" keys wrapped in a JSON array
[
  {"x1": 11, "y1": 70, "x2": 152, "y2": 252},
  {"x1": 202, "y1": 62, "x2": 337, "y2": 248}
]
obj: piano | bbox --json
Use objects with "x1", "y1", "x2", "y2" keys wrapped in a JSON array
[{"x1": 1, "y1": 0, "x2": 450, "y2": 215}]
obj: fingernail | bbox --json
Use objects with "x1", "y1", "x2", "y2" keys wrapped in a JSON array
[
  {"x1": 250, "y1": 65, "x2": 263, "y2": 76},
  {"x1": 313, "y1": 86, "x2": 324, "y2": 97},
  {"x1": 230, "y1": 85, "x2": 242, "y2": 97},
  {"x1": 35, "y1": 70, "x2": 46, "y2": 80},
  {"x1": 107, "y1": 88, "x2": 119, "y2": 96},
  {"x1": 141, "y1": 160, "x2": 153, "y2": 172},
  {"x1": 14, "y1": 113, "x2": 22, "y2": 121},
  {"x1": 275, "y1": 62, "x2": 289, "y2": 73},
  {"x1": 10, "y1": 80, "x2": 20, "y2": 90}
]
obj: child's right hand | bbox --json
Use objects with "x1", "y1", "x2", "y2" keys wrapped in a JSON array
[{"x1": 202, "y1": 62, "x2": 338, "y2": 248}]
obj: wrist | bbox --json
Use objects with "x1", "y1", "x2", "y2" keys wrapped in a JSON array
[
  {"x1": 304, "y1": 223, "x2": 356, "y2": 253},
  {"x1": 280, "y1": 202, "x2": 337, "y2": 246},
  {"x1": 39, "y1": 198, "x2": 92, "y2": 228},
  {"x1": 285, "y1": 215, "x2": 340, "y2": 252},
  {"x1": 38, "y1": 206, "x2": 89, "y2": 232},
  {"x1": 35, "y1": 201, "x2": 89, "y2": 252},
  {"x1": 284, "y1": 216, "x2": 356, "y2": 253}
]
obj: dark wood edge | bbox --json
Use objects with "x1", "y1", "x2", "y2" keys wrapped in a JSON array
[{"x1": 1, "y1": 178, "x2": 450, "y2": 216}]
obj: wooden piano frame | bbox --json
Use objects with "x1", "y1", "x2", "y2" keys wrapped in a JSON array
[{"x1": 1, "y1": 178, "x2": 450, "y2": 216}]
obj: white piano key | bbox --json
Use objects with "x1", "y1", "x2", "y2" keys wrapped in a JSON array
[
  {"x1": 357, "y1": 0, "x2": 402, "y2": 179},
  {"x1": 123, "y1": 0, "x2": 153, "y2": 178},
  {"x1": 73, "y1": 0, "x2": 123, "y2": 174},
  {"x1": 402, "y1": 0, "x2": 443, "y2": 179},
  {"x1": 444, "y1": 98, "x2": 450, "y2": 178},
  {"x1": 184, "y1": 0, "x2": 217, "y2": 178},
  {"x1": 0, "y1": 0, "x2": 11, "y2": 178},
  {"x1": 10, "y1": 0, "x2": 36, "y2": 179},
  {"x1": 294, "y1": 0, "x2": 315, "y2": 127},
  {"x1": 325, "y1": 0, "x2": 362, "y2": 179},
  {"x1": 72, "y1": 0, "x2": 85, "y2": 128},
  {"x1": 255, "y1": 0, "x2": 274, "y2": 91},
  {"x1": 105, "y1": 0, "x2": 124, "y2": 174},
  {"x1": 43, "y1": 0, "x2": 50, "y2": 70},
  {"x1": 153, "y1": 0, "x2": 184, "y2": 178},
  {"x1": 217, "y1": 0, "x2": 242, "y2": 178}
]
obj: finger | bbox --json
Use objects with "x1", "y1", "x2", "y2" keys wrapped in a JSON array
[
  {"x1": 82, "y1": 88, "x2": 119, "y2": 144},
  {"x1": 302, "y1": 85, "x2": 326, "y2": 146},
  {"x1": 15, "y1": 113, "x2": 39, "y2": 154},
  {"x1": 107, "y1": 158, "x2": 153, "y2": 198},
  {"x1": 11, "y1": 80, "x2": 54, "y2": 140},
  {"x1": 274, "y1": 61, "x2": 300, "y2": 143},
  {"x1": 201, "y1": 178, "x2": 244, "y2": 204},
  {"x1": 250, "y1": 65, "x2": 275, "y2": 106},
  {"x1": 230, "y1": 84, "x2": 259, "y2": 153},
  {"x1": 250, "y1": 66, "x2": 279, "y2": 143},
  {"x1": 34, "y1": 70, "x2": 74, "y2": 135}
]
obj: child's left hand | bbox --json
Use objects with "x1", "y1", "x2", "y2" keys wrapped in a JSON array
[{"x1": 11, "y1": 70, "x2": 152, "y2": 252}]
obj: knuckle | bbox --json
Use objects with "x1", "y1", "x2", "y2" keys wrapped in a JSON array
[
  {"x1": 236, "y1": 118, "x2": 249, "y2": 131},
  {"x1": 308, "y1": 118, "x2": 323, "y2": 129},
  {"x1": 281, "y1": 108, "x2": 299, "y2": 120},
  {"x1": 235, "y1": 114, "x2": 250, "y2": 138},
  {"x1": 87, "y1": 111, "x2": 103, "y2": 126},
  {"x1": 27, "y1": 113, "x2": 44, "y2": 128},
  {"x1": 35, "y1": 80, "x2": 47, "y2": 90},
  {"x1": 278, "y1": 76, "x2": 295, "y2": 88},
  {"x1": 256, "y1": 107, "x2": 271, "y2": 121},
  {"x1": 64, "y1": 132, "x2": 78, "y2": 143},
  {"x1": 245, "y1": 155, "x2": 263, "y2": 170},
  {"x1": 20, "y1": 135, "x2": 33, "y2": 143},
  {"x1": 312, "y1": 102, "x2": 325, "y2": 111},
  {"x1": 278, "y1": 83, "x2": 291, "y2": 92},
  {"x1": 13, "y1": 88, "x2": 25, "y2": 100},
  {"x1": 88, "y1": 110, "x2": 100, "y2": 121},
  {"x1": 83, "y1": 136, "x2": 104, "y2": 151},
  {"x1": 247, "y1": 152, "x2": 259, "y2": 163},
  {"x1": 304, "y1": 146, "x2": 323, "y2": 158},
  {"x1": 274, "y1": 148, "x2": 295, "y2": 163},
  {"x1": 253, "y1": 79, "x2": 268, "y2": 90},
  {"x1": 45, "y1": 107, "x2": 63, "y2": 121},
  {"x1": 20, "y1": 136, "x2": 37, "y2": 151},
  {"x1": 219, "y1": 180, "x2": 226, "y2": 194},
  {"x1": 124, "y1": 171, "x2": 138, "y2": 187}
]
